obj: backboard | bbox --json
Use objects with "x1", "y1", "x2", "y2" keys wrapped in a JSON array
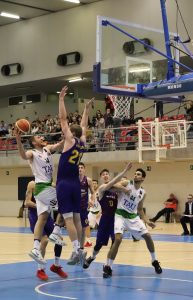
[{"x1": 93, "y1": 16, "x2": 179, "y2": 99}]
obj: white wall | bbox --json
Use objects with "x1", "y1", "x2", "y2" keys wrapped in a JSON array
[
  {"x1": 0, "y1": 151, "x2": 193, "y2": 217},
  {"x1": 0, "y1": 0, "x2": 193, "y2": 86}
]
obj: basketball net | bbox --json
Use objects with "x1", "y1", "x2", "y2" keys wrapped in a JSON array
[{"x1": 107, "y1": 95, "x2": 133, "y2": 119}]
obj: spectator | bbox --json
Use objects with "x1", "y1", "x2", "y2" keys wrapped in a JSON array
[
  {"x1": 150, "y1": 193, "x2": 178, "y2": 223},
  {"x1": 184, "y1": 100, "x2": 193, "y2": 121},
  {"x1": 180, "y1": 194, "x2": 193, "y2": 235},
  {"x1": 0, "y1": 120, "x2": 8, "y2": 136}
]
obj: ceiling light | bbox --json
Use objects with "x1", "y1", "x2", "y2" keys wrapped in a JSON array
[
  {"x1": 64, "y1": 0, "x2": 80, "y2": 4},
  {"x1": 129, "y1": 67, "x2": 150, "y2": 73},
  {"x1": 68, "y1": 77, "x2": 83, "y2": 82},
  {"x1": 0, "y1": 12, "x2": 20, "y2": 19}
]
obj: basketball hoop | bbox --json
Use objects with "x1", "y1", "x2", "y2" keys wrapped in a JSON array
[
  {"x1": 158, "y1": 144, "x2": 170, "y2": 159},
  {"x1": 107, "y1": 94, "x2": 134, "y2": 119}
]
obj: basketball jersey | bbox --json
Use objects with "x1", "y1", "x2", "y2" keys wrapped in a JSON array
[
  {"x1": 117, "y1": 181, "x2": 145, "y2": 214},
  {"x1": 57, "y1": 138, "x2": 85, "y2": 181},
  {"x1": 100, "y1": 190, "x2": 118, "y2": 216},
  {"x1": 29, "y1": 147, "x2": 54, "y2": 183},
  {"x1": 80, "y1": 176, "x2": 89, "y2": 210},
  {"x1": 89, "y1": 191, "x2": 101, "y2": 213}
]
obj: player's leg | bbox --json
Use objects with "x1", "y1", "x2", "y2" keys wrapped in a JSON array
[
  {"x1": 142, "y1": 233, "x2": 162, "y2": 274},
  {"x1": 45, "y1": 214, "x2": 68, "y2": 278},
  {"x1": 103, "y1": 215, "x2": 124, "y2": 278},
  {"x1": 37, "y1": 236, "x2": 49, "y2": 281}
]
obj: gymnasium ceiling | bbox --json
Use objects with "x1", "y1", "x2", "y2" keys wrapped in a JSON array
[
  {"x1": 0, "y1": 0, "x2": 103, "y2": 98},
  {"x1": 0, "y1": 0, "x2": 103, "y2": 26}
]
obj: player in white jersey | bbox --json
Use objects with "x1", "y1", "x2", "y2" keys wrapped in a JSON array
[
  {"x1": 102, "y1": 166, "x2": 162, "y2": 278},
  {"x1": 85, "y1": 179, "x2": 101, "y2": 247},
  {"x1": 15, "y1": 130, "x2": 64, "y2": 264}
]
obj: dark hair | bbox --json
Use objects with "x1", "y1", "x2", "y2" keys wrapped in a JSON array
[
  {"x1": 29, "y1": 136, "x2": 35, "y2": 148},
  {"x1": 136, "y1": 168, "x2": 146, "y2": 178},
  {"x1": 92, "y1": 179, "x2": 98, "y2": 183},
  {"x1": 100, "y1": 168, "x2": 109, "y2": 176},
  {"x1": 79, "y1": 162, "x2": 85, "y2": 167},
  {"x1": 70, "y1": 124, "x2": 82, "y2": 138}
]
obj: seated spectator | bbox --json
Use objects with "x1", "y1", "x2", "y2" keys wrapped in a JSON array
[
  {"x1": 180, "y1": 194, "x2": 193, "y2": 235},
  {"x1": 150, "y1": 193, "x2": 178, "y2": 223}
]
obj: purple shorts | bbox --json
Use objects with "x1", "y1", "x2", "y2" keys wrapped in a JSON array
[
  {"x1": 28, "y1": 210, "x2": 54, "y2": 236},
  {"x1": 57, "y1": 179, "x2": 81, "y2": 214},
  {"x1": 96, "y1": 214, "x2": 115, "y2": 245}
]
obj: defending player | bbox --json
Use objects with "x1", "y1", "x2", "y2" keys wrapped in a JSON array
[
  {"x1": 67, "y1": 162, "x2": 95, "y2": 264},
  {"x1": 49, "y1": 86, "x2": 94, "y2": 266},
  {"x1": 83, "y1": 164, "x2": 132, "y2": 270}
]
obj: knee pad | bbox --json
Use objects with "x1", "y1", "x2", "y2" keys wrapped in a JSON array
[{"x1": 62, "y1": 212, "x2": 73, "y2": 219}]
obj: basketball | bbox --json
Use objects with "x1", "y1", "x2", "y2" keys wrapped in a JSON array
[{"x1": 15, "y1": 119, "x2": 31, "y2": 133}]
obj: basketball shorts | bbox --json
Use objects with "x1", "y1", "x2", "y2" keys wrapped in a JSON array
[
  {"x1": 88, "y1": 211, "x2": 101, "y2": 228},
  {"x1": 114, "y1": 214, "x2": 148, "y2": 240},
  {"x1": 35, "y1": 186, "x2": 57, "y2": 216}
]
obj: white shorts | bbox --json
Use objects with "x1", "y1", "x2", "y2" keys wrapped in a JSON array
[
  {"x1": 35, "y1": 186, "x2": 57, "y2": 216},
  {"x1": 88, "y1": 211, "x2": 101, "y2": 228},
  {"x1": 114, "y1": 214, "x2": 148, "y2": 240}
]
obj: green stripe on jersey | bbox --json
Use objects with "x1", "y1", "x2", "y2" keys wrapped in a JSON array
[
  {"x1": 34, "y1": 182, "x2": 52, "y2": 196},
  {"x1": 116, "y1": 208, "x2": 138, "y2": 219}
]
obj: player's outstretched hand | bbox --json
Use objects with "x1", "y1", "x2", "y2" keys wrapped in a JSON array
[
  {"x1": 14, "y1": 126, "x2": 22, "y2": 137},
  {"x1": 86, "y1": 97, "x2": 95, "y2": 109},
  {"x1": 124, "y1": 162, "x2": 132, "y2": 172},
  {"x1": 59, "y1": 86, "x2": 68, "y2": 100}
]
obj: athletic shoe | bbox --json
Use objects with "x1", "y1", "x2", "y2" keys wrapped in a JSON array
[
  {"x1": 181, "y1": 232, "x2": 189, "y2": 236},
  {"x1": 78, "y1": 249, "x2": 87, "y2": 267},
  {"x1": 49, "y1": 233, "x2": 66, "y2": 246},
  {"x1": 83, "y1": 256, "x2": 95, "y2": 269},
  {"x1": 152, "y1": 260, "x2": 162, "y2": 274},
  {"x1": 50, "y1": 264, "x2": 68, "y2": 278},
  {"x1": 29, "y1": 248, "x2": 46, "y2": 264},
  {"x1": 36, "y1": 269, "x2": 48, "y2": 281},
  {"x1": 67, "y1": 252, "x2": 79, "y2": 265},
  {"x1": 84, "y1": 241, "x2": 92, "y2": 247},
  {"x1": 103, "y1": 265, "x2": 112, "y2": 278}
]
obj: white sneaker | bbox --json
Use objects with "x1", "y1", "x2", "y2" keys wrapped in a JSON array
[
  {"x1": 49, "y1": 233, "x2": 66, "y2": 246},
  {"x1": 78, "y1": 249, "x2": 87, "y2": 267},
  {"x1": 28, "y1": 248, "x2": 46, "y2": 265},
  {"x1": 67, "y1": 252, "x2": 79, "y2": 265}
]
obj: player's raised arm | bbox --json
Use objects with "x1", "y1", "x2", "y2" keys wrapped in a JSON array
[
  {"x1": 59, "y1": 86, "x2": 73, "y2": 139},
  {"x1": 80, "y1": 98, "x2": 94, "y2": 141},
  {"x1": 99, "y1": 162, "x2": 132, "y2": 194},
  {"x1": 15, "y1": 128, "x2": 33, "y2": 160}
]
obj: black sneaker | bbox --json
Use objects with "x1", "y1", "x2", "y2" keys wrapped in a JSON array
[
  {"x1": 83, "y1": 256, "x2": 95, "y2": 269},
  {"x1": 103, "y1": 265, "x2": 112, "y2": 278},
  {"x1": 152, "y1": 260, "x2": 162, "y2": 274}
]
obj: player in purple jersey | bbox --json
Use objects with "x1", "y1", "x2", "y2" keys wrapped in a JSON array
[
  {"x1": 83, "y1": 165, "x2": 132, "y2": 271},
  {"x1": 25, "y1": 181, "x2": 68, "y2": 280},
  {"x1": 67, "y1": 162, "x2": 95, "y2": 264},
  {"x1": 49, "y1": 86, "x2": 94, "y2": 266}
]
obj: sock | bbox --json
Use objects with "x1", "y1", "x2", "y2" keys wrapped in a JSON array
[
  {"x1": 72, "y1": 240, "x2": 79, "y2": 253},
  {"x1": 52, "y1": 224, "x2": 61, "y2": 235},
  {"x1": 38, "y1": 264, "x2": 45, "y2": 271},
  {"x1": 150, "y1": 252, "x2": 156, "y2": 262},
  {"x1": 92, "y1": 249, "x2": 99, "y2": 259},
  {"x1": 107, "y1": 258, "x2": 114, "y2": 267},
  {"x1": 54, "y1": 256, "x2": 60, "y2": 267},
  {"x1": 34, "y1": 239, "x2": 40, "y2": 250}
]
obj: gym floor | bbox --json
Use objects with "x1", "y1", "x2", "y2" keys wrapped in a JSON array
[{"x1": 0, "y1": 218, "x2": 193, "y2": 300}]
